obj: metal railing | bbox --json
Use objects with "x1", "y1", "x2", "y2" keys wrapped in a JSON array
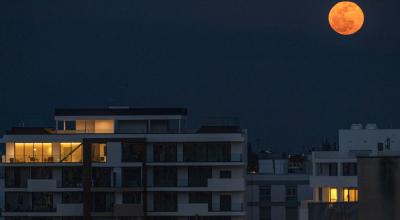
[
  {"x1": 53, "y1": 128, "x2": 242, "y2": 134},
  {"x1": 2, "y1": 154, "x2": 83, "y2": 163}
]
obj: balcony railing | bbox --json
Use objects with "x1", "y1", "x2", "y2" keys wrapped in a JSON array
[
  {"x1": 54, "y1": 128, "x2": 242, "y2": 134},
  {"x1": 2, "y1": 153, "x2": 243, "y2": 164},
  {"x1": 210, "y1": 203, "x2": 244, "y2": 212},
  {"x1": 308, "y1": 202, "x2": 358, "y2": 220},
  {"x1": 2, "y1": 154, "x2": 82, "y2": 163}
]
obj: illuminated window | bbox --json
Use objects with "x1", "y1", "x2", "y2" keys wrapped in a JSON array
[
  {"x1": 329, "y1": 188, "x2": 338, "y2": 202},
  {"x1": 92, "y1": 143, "x2": 107, "y2": 163},
  {"x1": 95, "y1": 120, "x2": 114, "y2": 133},
  {"x1": 60, "y1": 143, "x2": 82, "y2": 162},
  {"x1": 12, "y1": 143, "x2": 52, "y2": 163},
  {"x1": 343, "y1": 188, "x2": 358, "y2": 202}
]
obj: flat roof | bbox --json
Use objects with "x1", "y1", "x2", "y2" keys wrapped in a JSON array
[{"x1": 54, "y1": 107, "x2": 188, "y2": 117}]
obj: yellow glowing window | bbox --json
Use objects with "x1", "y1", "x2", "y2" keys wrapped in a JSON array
[
  {"x1": 329, "y1": 188, "x2": 338, "y2": 202},
  {"x1": 343, "y1": 188, "x2": 358, "y2": 202}
]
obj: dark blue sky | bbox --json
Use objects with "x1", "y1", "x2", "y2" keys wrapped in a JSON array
[{"x1": 1, "y1": 0, "x2": 400, "y2": 151}]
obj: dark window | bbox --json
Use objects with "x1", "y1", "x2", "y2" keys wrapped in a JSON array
[
  {"x1": 154, "y1": 192, "x2": 177, "y2": 212},
  {"x1": 318, "y1": 187, "x2": 323, "y2": 201},
  {"x1": 62, "y1": 192, "x2": 83, "y2": 203},
  {"x1": 286, "y1": 207, "x2": 298, "y2": 220},
  {"x1": 286, "y1": 186, "x2": 297, "y2": 201},
  {"x1": 62, "y1": 167, "x2": 82, "y2": 187},
  {"x1": 5, "y1": 167, "x2": 29, "y2": 188},
  {"x1": 92, "y1": 167, "x2": 112, "y2": 187},
  {"x1": 153, "y1": 143, "x2": 177, "y2": 162},
  {"x1": 317, "y1": 163, "x2": 338, "y2": 176},
  {"x1": 220, "y1": 170, "x2": 231, "y2": 179},
  {"x1": 189, "y1": 192, "x2": 212, "y2": 210},
  {"x1": 122, "y1": 167, "x2": 142, "y2": 187},
  {"x1": 92, "y1": 192, "x2": 115, "y2": 212},
  {"x1": 5, "y1": 192, "x2": 30, "y2": 211},
  {"x1": 183, "y1": 142, "x2": 231, "y2": 162},
  {"x1": 154, "y1": 167, "x2": 177, "y2": 187},
  {"x1": 260, "y1": 186, "x2": 271, "y2": 202},
  {"x1": 207, "y1": 143, "x2": 231, "y2": 162},
  {"x1": 183, "y1": 143, "x2": 207, "y2": 162},
  {"x1": 377, "y1": 142, "x2": 384, "y2": 151},
  {"x1": 342, "y1": 163, "x2": 357, "y2": 176},
  {"x1": 122, "y1": 142, "x2": 145, "y2": 162},
  {"x1": 32, "y1": 193, "x2": 53, "y2": 211},
  {"x1": 65, "y1": 121, "x2": 76, "y2": 130},
  {"x1": 260, "y1": 206, "x2": 271, "y2": 220},
  {"x1": 31, "y1": 167, "x2": 52, "y2": 179},
  {"x1": 188, "y1": 166, "x2": 212, "y2": 187},
  {"x1": 220, "y1": 195, "x2": 231, "y2": 211},
  {"x1": 123, "y1": 192, "x2": 141, "y2": 204}
]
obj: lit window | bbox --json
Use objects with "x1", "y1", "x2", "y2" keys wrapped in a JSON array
[
  {"x1": 329, "y1": 188, "x2": 338, "y2": 202},
  {"x1": 343, "y1": 188, "x2": 358, "y2": 202}
]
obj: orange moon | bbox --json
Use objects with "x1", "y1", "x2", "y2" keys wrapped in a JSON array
[{"x1": 328, "y1": 1, "x2": 364, "y2": 35}]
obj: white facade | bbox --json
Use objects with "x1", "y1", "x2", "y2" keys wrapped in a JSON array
[
  {"x1": 247, "y1": 158, "x2": 313, "y2": 220},
  {"x1": 304, "y1": 124, "x2": 400, "y2": 220},
  {"x1": 0, "y1": 107, "x2": 247, "y2": 220}
]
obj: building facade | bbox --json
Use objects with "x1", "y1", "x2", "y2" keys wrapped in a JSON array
[
  {"x1": 306, "y1": 124, "x2": 400, "y2": 220},
  {"x1": 358, "y1": 156, "x2": 400, "y2": 220},
  {"x1": 247, "y1": 154, "x2": 313, "y2": 220},
  {"x1": 0, "y1": 107, "x2": 247, "y2": 220}
]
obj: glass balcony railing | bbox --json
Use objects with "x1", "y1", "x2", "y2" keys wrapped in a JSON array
[
  {"x1": 146, "y1": 153, "x2": 243, "y2": 163},
  {"x1": 2, "y1": 154, "x2": 83, "y2": 163},
  {"x1": 54, "y1": 128, "x2": 243, "y2": 134},
  {"x1": 210, "y1": 203, "x2": 244, "y2": 212}
]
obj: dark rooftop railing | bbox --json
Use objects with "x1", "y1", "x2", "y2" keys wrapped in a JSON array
[{"x1": 6, "y1": 127, "x2": 243, "y2": 135}]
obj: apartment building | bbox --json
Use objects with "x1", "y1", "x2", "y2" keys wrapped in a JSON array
[
  {"x1": 247, "y1": 153, "x2": 313, "y2": 220},
  {"x1": 0, "y1": 107, "x2": 247, "y2": 220},
  {"x1": 305, "y1": 124, "x2": 400, "y2": 220}
]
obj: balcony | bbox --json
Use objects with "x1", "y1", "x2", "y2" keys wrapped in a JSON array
[
  {"x1": 113, "y1": 204, "x2": 143, "y2": 217},
  {"x1": 54, "y1": 127, "x2": 243, "y2": 134},
  {"x1": 308, "y1": 202, "x2": 358, "y2": 220},
  {"x1": 210, "y1": 203, "x2": 244, "y2": 213},
  {"x1": 2, "y1": 154, "x2": 82, "y2": 164},
  {"x1": 207, "y1": 178, "x2": 245, "y2": 191},
  {"x1": 177, "y1": 203, "x2": 209, "y2": 215},
  {"x1": 56, "y1": 203, "x2": 83, "y2": 216},
  {"x1": 27, "y1": 179, "x2": 57, "y2": 191}
]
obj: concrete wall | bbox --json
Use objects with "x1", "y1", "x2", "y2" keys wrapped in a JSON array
[
  {"x1": 339, "y1": 129, "x2": 400, "y2": 153},
  {"x1": 358, "y1": 156, "x2": 400, "y2": 220}
]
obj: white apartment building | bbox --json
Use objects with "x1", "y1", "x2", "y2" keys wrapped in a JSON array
[
  {"x1": 247, "y1": 154, "x2": 313, "y2": 220},
  {"x1": 0, "y1": 107, "x2": 247, "y2": 220},
  {"x1": 305, "y1": 123, "x2": 400, "y2": 220}
]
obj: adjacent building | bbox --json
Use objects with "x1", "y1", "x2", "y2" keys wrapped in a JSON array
[
  {"x1": 247, "y1": 153, "x2": 313, "y2": 220},
  {"x1": 306, "y1": 124, "x2": 400, "y2": 220},
  {"x1": 357, "y1": 155, "x2": 400, "y2": 220},
  {"x1": 0, "y1": 107, "x2": 247, "y2": 220}
]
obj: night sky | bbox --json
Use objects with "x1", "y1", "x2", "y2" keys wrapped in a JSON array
[{"x1": 1, "y1": 0, "x2": 400, "y2": 151}]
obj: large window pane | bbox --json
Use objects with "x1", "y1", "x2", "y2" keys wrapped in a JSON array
[
  {"x1": 14, "y1": 143, "x2": 24, "y2": 162},
  {"x1": 153, "y1": 143, "x2": 177, "y2": 162},
  {"x1": 122, "y1": 143, "x2": 145, "y2": 162}
]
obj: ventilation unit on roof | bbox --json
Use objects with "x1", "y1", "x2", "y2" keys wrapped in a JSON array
[
  {"x1": 365, "y1": 123, "x2": 378, "y2": 130},
  {"x1": 351, "y1": 124, "x2": 363, "y2": 130}
]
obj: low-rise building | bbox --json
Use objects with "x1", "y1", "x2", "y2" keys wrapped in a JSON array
[{"x1": 247, "y1": 153, "x2": 313, "y2": 220}]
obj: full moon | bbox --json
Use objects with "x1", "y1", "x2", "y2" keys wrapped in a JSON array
[{"x1": 328, "y1": 1, "x2": 364, "y2": 35}]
